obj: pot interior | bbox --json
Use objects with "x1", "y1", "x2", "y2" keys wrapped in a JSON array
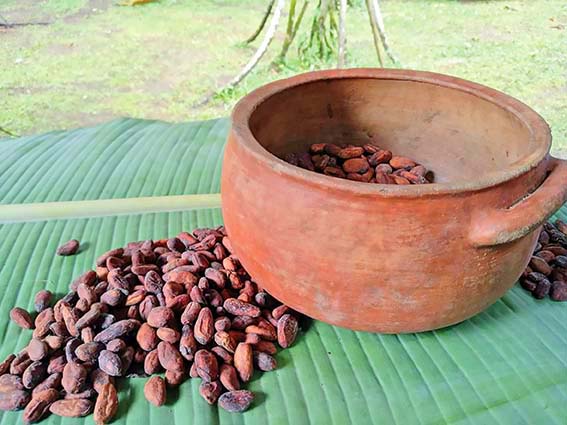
[{"x1": 248, "y1": 77, "x2": 540, "y2": 183}]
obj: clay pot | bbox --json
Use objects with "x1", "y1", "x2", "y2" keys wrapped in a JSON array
[{"x1": 221, "y1": 69, "x2": 567, "y2": 333}]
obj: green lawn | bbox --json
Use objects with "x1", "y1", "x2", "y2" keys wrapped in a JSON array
[{"x1": 1, "y1": 0, "x2": 566, "y2": 157}]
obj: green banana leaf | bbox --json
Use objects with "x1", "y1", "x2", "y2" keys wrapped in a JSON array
[{"x1": 0, "y1": 119, "x2": 565, "y2": 425}]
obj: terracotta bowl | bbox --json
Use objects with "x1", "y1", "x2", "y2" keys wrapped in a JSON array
[{"x1": 221, "y1": 69, "x2": 567, "y2": 333}]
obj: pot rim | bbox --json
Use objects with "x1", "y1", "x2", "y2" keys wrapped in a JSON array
[{"x1": 230, "y1": 68, "x2": 551, "y2": 197}]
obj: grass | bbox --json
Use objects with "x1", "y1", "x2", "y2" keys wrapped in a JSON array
[{"x1": 0, "y1": 0, "x2": 566, "y2": 156}]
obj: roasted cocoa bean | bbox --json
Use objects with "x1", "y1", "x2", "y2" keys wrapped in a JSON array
[
  {"x1": 81, "y1": 327, "x2": 95, "y2": 344},
  {"x1": 194, "y1": 350, "x2": 219, "y2": 382},
  {"x1": 94, "y1": 319, "x2": 140, "y2": 343},
  {"x1": 49, "y1": 398, "x2": 93, "y2": 417},
  {"x1": 91, "y1": 369, "x2": 115, "y2": 394},
  {"x1": 32, "y1": 373, "x2": 62, "y2": 396},
  {"x1": 224, "y1": 298, "x2": 261, "y2": 318},
  {"x1": 218, "y1": 390, "x2": 254, "y2": 413},
  {"x1": 64, "y1": 388, "x2": 97, "y2": 400},
  {"x1": 0, "y1": 354, "x2": 15, "y2": 376},
  {"x1": 157, "y1": 342, "x2": 184, "y2": 372},
  {"x1": 146, "y1": 307, "x2": 174, "y2": 328},
  {"x1": 10, "y1": 353, "x2": 32, "y2": 376},
  {"x1": 0, "y1": 374, "x2": 25, "y2": 392},
  {"x1": 144, "y1": 376, "x2": 166, "y2": 406},
  {"x1": 24, "y1": 388, "x2": 60, "y2": 423},
  {"x1": 94, "y1": 383, "x2": 118, "y2": 424},
  {"x1": 62, "y1": 362, "x2": 87, "y2": 394},
  {"x1": 165, "y1": 369, "x2": 186, "y2": 387},
  {"x1": 98, "y1": 350, "x2": 123, "y2": 377},
  {"x1": 137, "y1": 323, "x2": 159, "y2": 351},
  {"x1": 254, "y1": 351, "x2": 277, "y2": 371},
  {"x1": 34, "y1": 290, "x2": 52, "y2": 313},
  {"x1": 199, "y1": 380, "x2": 222, "y2": 405},
  {"x1": 76, "y1": 342, "x2": 105, "y2": 363},
  {"x1": 10, "y1": 307, "x2": 34, "y2": 329},
  {"x1": 234, "y1": 343, "x2": 253, "y2": 382},
  {"x1": 214, "y1": 331, "x2": 237, "y2": 353},
  {"x1": 56, "y1": 239, "x2": 80, "y2": 256},
  {"x1": 27, "y1": 338, "x2": 49, "y2": 361},
  {"x1": 211, "y1": 346, "x2": 233, "y2": 364},
  {"x1": 156, "y1": 327, "x2": 180, "y2": 344},
  {"x1": 22, "y1": 361, "x2": 47, "y2": 389},
  {"x1": 0, "y1": 389, "x2": 31, "y2": 411},
  {"x1": 143, "y1": 350, "x2": 161, "y2": 375},
  {"x1": 277, "y1": 314, "x2": 299, "y2": 348},
  {"x1": 179, "y1": 325, "x2": 197, "y2": 361},
  {"x1": 194, "y1": 307, "x2": 214, "y2": 345},
  {"x1": 47, "y1": 355, "x2": 66, "y2": 374},
  {"x1": 65, "y1": 338, "x2": 81, "y2": 363},
  {"x1": 551, "y1": 281, "x2": 567, "y2": 301},
  {"x1": 96, "y1": 248, "x2": 124, "y2": 267},
  {"x1": 219, "y1": 364, "x2": 240, "y2": 391}
]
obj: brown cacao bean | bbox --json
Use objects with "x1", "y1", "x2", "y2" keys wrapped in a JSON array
[
  {"x1": 218, "y1": 390, "x2": 254, "y2": 413},
  {"x1": 34, "y1": 290, "x2": 52, "y2": 313},
  {"x1": 56, "y1": 239, "x2": 80, "y2": 256},
  {"x1": 234, "y1": 343, "x2": 253, "y2": 382},
  {"x1": 157, "y1": 341, "x2": 184, "y2": 372},
  {"x1": 98, "y1": 350, "x2": 123, "y2": 377},
  {"x1": 144, "y1": 376, "x2": 166, "y2": 406},
  {"x1": 10, "y1": 307, "x2": 34, "y2": 329},
  {"x1": 199, "y1": 380, "x2": 222, "y2": 405},
  {"x1": 24, "y1": 388, "x2": 60, "y2": 423},
  {"x1": 62, "y1": 362, "x2": 87, "y2": 394},
  {"x1": 49, "y1": 398, "x2": 93, "y2": 417},
  {"x1": 94, "y1": 383, "x2": 118, "y2": 424}
]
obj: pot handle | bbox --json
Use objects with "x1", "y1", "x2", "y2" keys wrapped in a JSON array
[{"x1": 470, "y1": 157, "x2": 567, "y2": 247}]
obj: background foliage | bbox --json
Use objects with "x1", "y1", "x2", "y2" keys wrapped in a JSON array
[{"x1": 0, "y1": 0, "x2": 566, "y2": 157}]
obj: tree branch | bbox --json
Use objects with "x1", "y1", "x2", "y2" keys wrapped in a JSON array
[
  {"x1": 195, "y1": 0, "x2": 285, "y2": 106},
  {"x1": 246, "y1": 0, "x2": 275, "y2": 44},
  {"x1": 365, "y1": 0, "x2": 383, "y2": 66},
  {"x1": 338, "y1": 0, "x2": 347, "y2": 68},
  {"x1": 0, "y1": 126, "x2": 18, "y2": 137},
  {"x1": 369, "y1": 0, "x2": 399, "y2": 66}
]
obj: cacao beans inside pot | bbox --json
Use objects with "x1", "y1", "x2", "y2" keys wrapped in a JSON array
[
  {"x1": 0, "y1": 226, "x2": 302, "y2": 421},
  {"x1": 283, "y1": 143, "x2": 434, "y2": 184}
]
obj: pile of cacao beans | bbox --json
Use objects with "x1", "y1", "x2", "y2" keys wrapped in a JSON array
[
  {"x1": 0, "y1": 227, "x2": 301, "y2": 423},
  {"x1": 284, "y1": 143, "x2": 433, "y2": 184},
  {"x1": 520, "y1": 220, "x2": 567, "y2": 301}
]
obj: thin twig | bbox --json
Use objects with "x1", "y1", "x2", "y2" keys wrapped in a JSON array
[
  {"x1": 195, "y1": 0, "x2": 285, "y2": 107},
  {"x1": 338, "y1": 0, "x2": 347, "y2": 68},
  {"x1": 0, "y1": 126, "x2": 18, "y2": 137},
  {"x1": 365, "y1": 0, "x2": 383, "y2": 66},
  {"x1": 246, "y1": 0, "x2": 275, "y2": 44},
  {"x1": 369, "y1": 0, "x2": 399, "y2": 66}
]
